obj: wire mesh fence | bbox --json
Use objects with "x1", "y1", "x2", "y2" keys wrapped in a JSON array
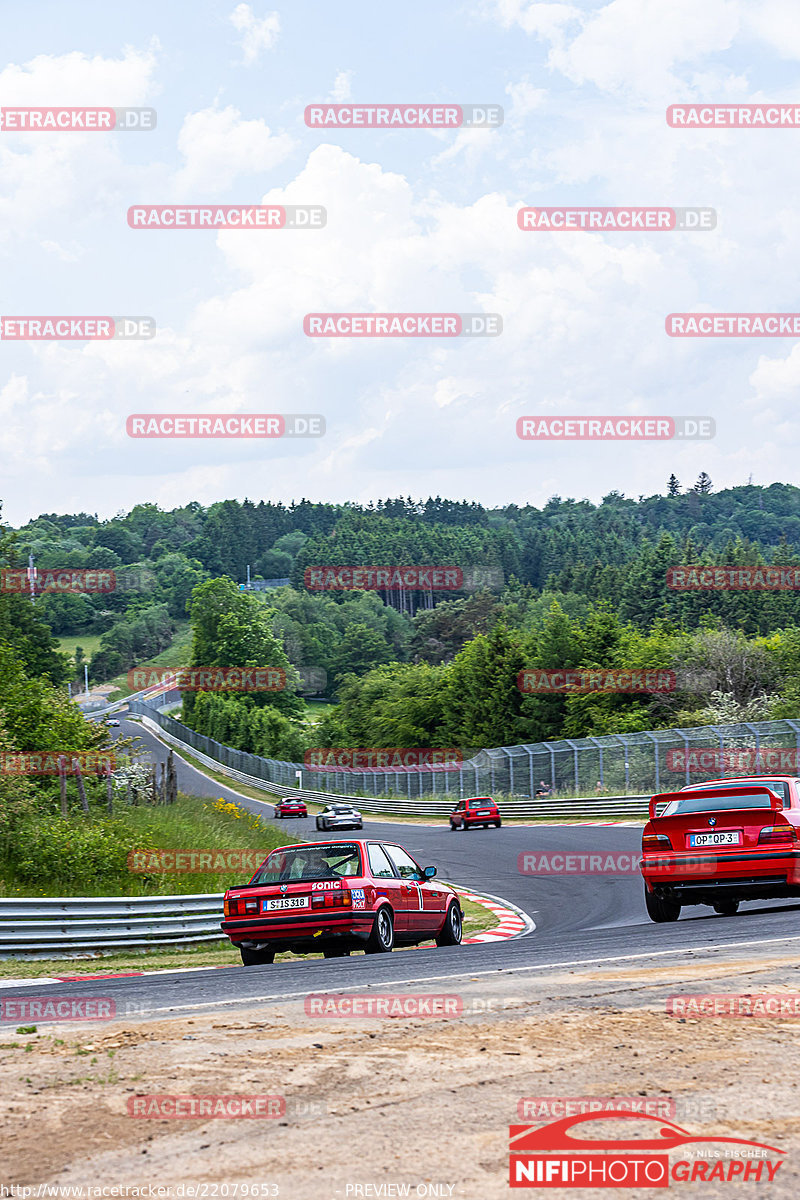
[{"x1": 129, "y1": 693, "x2": 800, "y2": 802}]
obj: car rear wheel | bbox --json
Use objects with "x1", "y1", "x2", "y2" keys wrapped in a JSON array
[
  {"x1": 435, "y1": 902, "x2": 462, "y2": 947},
  {"x1": 449, "y1": 821, "x2": 457, "y2": 832},
  {"x1": 713, "y1": 899, "x2": 740, "y2": 916},
  {"x1": 365, "y1": 906, "x2": 394, "y2": 953},
  {"x1": 240, "y1": 947, "x2": 275, "y2": 965},
  {"x1": 315, "y1": 818, "x2": 323, "y2": 830},
  {"x1": 494, "y1": 821, "x2": 501, "y2": 828},
  {"x1": 644, "y1": 886, "x2": 681, "y2": 923}
]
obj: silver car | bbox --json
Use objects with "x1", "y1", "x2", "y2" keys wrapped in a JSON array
[{"x1": 316, "y1": 803, "x2": 363, "y2": 831}]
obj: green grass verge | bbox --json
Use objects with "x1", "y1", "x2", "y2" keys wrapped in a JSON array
[
  {"x1": 0, "y1": 793, "x2": 299, "y2": 898},
  {"x1": 104, "y1": 620, "x2": 193, "y2": 700},
  {"x1": 58, "y1": 634, "x2": 104, "y2": 661},
  {"x1": 0, "y1": 897, "x2": 499, "y2": 977}
]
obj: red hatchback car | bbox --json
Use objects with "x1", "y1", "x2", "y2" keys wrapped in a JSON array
[
  {"x1": 274, "y1": 798, "x2": 308, "y2": 818},
  {"x1": 221, "y1": 839, "x2": 463, "y2": 964},
  {"x1": 641, "y1": 775, "x2": 800, "y2": 921},
  {"x1": 449, "y1": 797, "x2": 501, "y2": 831}
]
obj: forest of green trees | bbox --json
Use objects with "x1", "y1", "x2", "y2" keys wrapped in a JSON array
[{"x1": 6, "y1": 478, "x2": 800, "y2": 762}]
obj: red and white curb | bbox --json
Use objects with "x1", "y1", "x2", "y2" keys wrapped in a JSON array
[{"x1": 454, "y1": 886, "x2": 535, "y2": 943}]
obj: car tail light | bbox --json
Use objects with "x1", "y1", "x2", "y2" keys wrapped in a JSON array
[
  {"x1": 758, "y1": 825, "x2": 796, "y2": 844},
  {"x1": 224, "y1": 896, "x2": 240, "y2": 916},
  {"x1": 642, "y1": 833, "x2": 672, "y2": 851},
  {"x1": 244, "y1": 898, "x2": 259, "y2": 913}
]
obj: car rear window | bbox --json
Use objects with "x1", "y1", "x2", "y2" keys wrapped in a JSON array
[
  {"x1": 249, "y1": 843, "x2": 362, "y2": 883},
  {"x1": 661, "y1": 789, "x2": 785, "y2": 816},
  {"x1": 679, "y1": 779, "x2": 790, "y2": 809}
]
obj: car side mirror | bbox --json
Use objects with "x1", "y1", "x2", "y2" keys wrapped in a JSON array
[{"x1": 423, "y1": 865, "x2": 437, "y2": 879}]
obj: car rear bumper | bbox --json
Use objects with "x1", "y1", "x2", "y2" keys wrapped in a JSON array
[
  {"x1": 642, "y1": 848, "x2": 800, "y2": 901},
  {"x1": 221, "y1": 912, "x2": 374, "y2": 947}
]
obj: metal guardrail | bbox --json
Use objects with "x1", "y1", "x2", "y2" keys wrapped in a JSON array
[
  {"x1": 0, "y1": 894, "x2": 224, "y2": 958},
  {"x1": 137, "y1": 716, "x2": 650, "y2": 819}
]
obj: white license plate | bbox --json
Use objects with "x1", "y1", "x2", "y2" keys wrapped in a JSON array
[
  {"x1": 264, "y1": 896, "x2": 309, "y2": 911},
  {"x1": 688, "y1": 830, "x2": 741, "y2": 848},
  {"x1": 476, "y1": 810, "x2": 491, "y2": 816}
]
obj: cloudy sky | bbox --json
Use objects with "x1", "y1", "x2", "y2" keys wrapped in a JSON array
[{"x1": 1, "y1": 0, "x2": 799, "y2": 525}]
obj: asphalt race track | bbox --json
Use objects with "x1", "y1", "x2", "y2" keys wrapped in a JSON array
[{"x1": 5, "y1": 712, "x2": 800, "y2": 1018}]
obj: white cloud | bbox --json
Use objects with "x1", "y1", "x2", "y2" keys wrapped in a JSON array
[
  {"x1": 0, "y1": 46, "x2": 159, "y2": 237},
  {"x1": 173, "y1": 105, "x2": 294, "y2": 196},
  {"x1": 229, "y1": 4, "x2": 281, "y2": 66},
  {"x1": 331, "y1": 70, "x2": 354, "y2": 102}
]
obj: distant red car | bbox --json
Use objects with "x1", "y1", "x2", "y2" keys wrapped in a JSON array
[
  {"x1": 641, "y1": 775, "x2": 800, "y2": 921},
  {"x1": 221, "y1": 839, "x2": 463, "y2": 964},
  {"x1": 449, "y1": 797, "x2": 501, "y2": 831},
  {"x1": 274, "y1": 798, "x2": 308, "y2": 818}
]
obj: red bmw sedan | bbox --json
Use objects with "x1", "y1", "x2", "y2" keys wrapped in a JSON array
[
  {"x1": 640, "y1": 775, "x2": 800, "y2": 921},
  {"x1": 221, "y1": 839, "x2": 463, "y2": 964}
]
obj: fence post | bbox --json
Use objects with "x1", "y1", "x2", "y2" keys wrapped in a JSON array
[
  {"x1": 72, "y1": 759, "x2": 89, "y2": 814},
  {"x1": 58, "y1": 755, "x2": 68, "y2": 817},
  {"x1": 105, "y1": 762, "x2": 114, "y2": 814}
]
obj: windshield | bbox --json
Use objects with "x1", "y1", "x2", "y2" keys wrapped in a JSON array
[
  {"x1": 249, "y1": 843, "x2": 362, "y2": 884},
  {"x1": 680, "y1": 778, "x2": 790, "y2": 809},
  {"x1": 661, "y1": 788, "x2": 784, "y2": 816}
]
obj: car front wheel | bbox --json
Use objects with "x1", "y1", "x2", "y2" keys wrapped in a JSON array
[
  {"x1": 644, "y1": 885, "x2": 681, "y2": 923},
  {"x1": 240, "y1": 947, "x2": 275, "y2": 965},
  {"x1": 435, "y1": 902, "x2": 462, "y2": 947},
  {"x1": 365, "y1": 906, "x2": 394, "y2": 953}
]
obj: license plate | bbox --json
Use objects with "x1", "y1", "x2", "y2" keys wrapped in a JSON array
[
  {"x1": 688, "y1": 830, "x2": 741, "y2": 848},
  {"x1": 476, "y1": 810, "x2": 491, "y2": 815},
  {"x1": 264, "y1": 896, "x2": 309, "y2": 911}
]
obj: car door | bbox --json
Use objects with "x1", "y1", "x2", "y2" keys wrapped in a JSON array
[
  {"x1": 366, "y1": 842, "x2": 408, "y2": 930},
  {"x1": 383, "y1": 844, "x2": 424, "y2": 932}
]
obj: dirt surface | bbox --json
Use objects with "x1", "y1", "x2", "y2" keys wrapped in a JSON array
[{"x1": 3, "y1": 950, "x2": 800, "y2": 1198}]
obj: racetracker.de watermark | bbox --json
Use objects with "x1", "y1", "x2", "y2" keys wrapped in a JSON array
[
  {"x1": 0, "y1": 107, "x2": 156, "y2": 131},
  {"x1": 127, "y1": 205, "x2": 325, "y2": 229},
  {"x1": 517, "y1": 669, "x2": 676, "y2": 694},
  {"x1": 518, "y1": 207, "x2": 715, "y2": 231},
  {"x1": 127, "y1": 667, "x2": 286, "y2": 692},
  {"x1": 304, "y1": 103, "x2": 502, "y2": 127},
  {"x1": 1, "y1": 317, "x2": 155, "y2": 340},
  {"x1": 0, "y1": 753, "x2": 117, "y2": 776},
  {"x1": 667, "y1": 994, "x2": 800, "y2": 1017},
  {"x1": 518, "y1": 1097, "x2": 677, "y2": 1120},
  {"x1": 305, "y1": 993, "x2": 466, "y2": 1018},
  {"x1": 517, "y1": 416, "x2": 714, "y2": 440},
  {"x1": 304, "y1": 747, "x2": 462, "y2": 772},
  {"x1": 666, "y1": 747, "x2": 800, "y2": 773},
  {"x1": 0, "y1": 568, "x2": 115, "y2": 594},
  {"x1": 1, "y1": 996, "x2": 115, "y2": 1022},
  {"x1": 518, "y1": 851, "x2": 654, "y2": 875},
  {"x1": 666, "y1": 565, "x2": 800, "y2": 590},
  {"x1": 304, "y1": 566, "x2": 463, "y2": 590},
  {"x1": 667, "y1": 313, "x2": 800, "y2": 336},
  {"x1": 126, "y1": 414, "x2": 324, "y2": 438},
  {"x1": 127, "y1": 848, "x2": 268, "y2": 874},
  {"x1": 304, "y1": 313, "x2": 501, "y2": 336},
  {"x1": 667, "y1": 104, "x2": 800, "y2": 127},
  {"x1": 127, "y1": 1095, "x2": 284, "y2": 1119}
]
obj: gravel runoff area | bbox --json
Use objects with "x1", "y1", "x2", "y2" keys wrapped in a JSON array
[{"x1": 2, "y1": 941, "x2": 800, "y2": 1197}]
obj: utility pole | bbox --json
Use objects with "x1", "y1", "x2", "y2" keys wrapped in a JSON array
[
  {"x1": 27, "y1": 554, "x2": 37, "y2": 603},
  {"x1": 84, "y1": 663, "x2": 89, "y2": 697}
]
